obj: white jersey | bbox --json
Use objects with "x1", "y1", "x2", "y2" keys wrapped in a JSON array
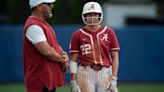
[{"x1": 26, "y1": 25, "x2": 47, "y2": 44}]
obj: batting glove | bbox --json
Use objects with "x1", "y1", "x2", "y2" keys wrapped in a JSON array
[
  {"x1": 70, "y1": 80, "x2": 81, "y2": 92},
  {"x1": 107, "y1": 79, "x2": 118, "y2": 92}
]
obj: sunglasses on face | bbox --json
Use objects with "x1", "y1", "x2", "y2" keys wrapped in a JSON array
[{"x1": 42, "y1": 3, "x2": 54, "y2": 7}]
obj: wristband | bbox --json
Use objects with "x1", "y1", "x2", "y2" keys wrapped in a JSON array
[{"x1": 70, "y1": 60, "x2": 78, "y2": 73}]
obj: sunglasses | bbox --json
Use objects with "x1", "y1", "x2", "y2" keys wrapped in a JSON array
[{"x1": 42, "y1": 3, "x2": 54, "y2": 7}]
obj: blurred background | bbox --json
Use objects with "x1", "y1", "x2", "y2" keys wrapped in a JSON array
[{"x1": 0, "y1": 0, "x2": 164, "y2": 92}]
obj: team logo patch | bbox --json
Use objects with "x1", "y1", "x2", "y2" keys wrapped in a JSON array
[
  {"x1": 88, "y1": 4, "x2": 95, "y2": 10},
  {"x1": 101, "y1": 34, "x2": 108, "y2": 41}
]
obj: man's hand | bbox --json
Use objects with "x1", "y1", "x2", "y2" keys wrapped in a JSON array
[
  {"x1": 61, "y1": 53, "x2": 69, "y2": 72},
  {"x1": 107, "y1": 78, "x2": 118, "y2": 92},
  {"x1": 62, "y1": 52, "x2": 69, "y2": 62},
  {"x1": 70, "y1": 80, "x2": 81, "y2": 92}
]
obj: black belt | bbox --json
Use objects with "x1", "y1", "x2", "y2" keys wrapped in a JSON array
[{"x1": 81, "y1": 64, "x2": 109, "y2": 71}]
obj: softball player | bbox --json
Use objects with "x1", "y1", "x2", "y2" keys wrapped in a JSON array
[{"x1": 69, "y1": 1, "x2": 120, "y2": 92}]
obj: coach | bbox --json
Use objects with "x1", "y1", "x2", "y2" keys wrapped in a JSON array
[{"x1": 23, "y1": 0, "x2": 69, "y2": 92}]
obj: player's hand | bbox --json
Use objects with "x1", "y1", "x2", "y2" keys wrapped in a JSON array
[
  {"x1": 70, "y1": 80, "x2": 81, "y2": 92},
  {"x1": 107, "y1": 79, "x2": 118, "y2": 92}
]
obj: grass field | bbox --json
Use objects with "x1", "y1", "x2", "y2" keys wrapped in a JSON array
[{"x1": 0, "y1": 83, "x2": 164, "y2": 92}]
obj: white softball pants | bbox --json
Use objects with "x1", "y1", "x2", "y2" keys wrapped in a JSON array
[{"x1": 77, "y1": 65, "x2": 112, "y2": 92}]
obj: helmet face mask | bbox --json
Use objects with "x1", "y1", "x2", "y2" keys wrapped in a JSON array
[
  {"x1": 82, "y1": 13, "x2": 102, "y2": 25},
  {"x1": 82, "y1": 2, "x2": 103, "y2": 25}
]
